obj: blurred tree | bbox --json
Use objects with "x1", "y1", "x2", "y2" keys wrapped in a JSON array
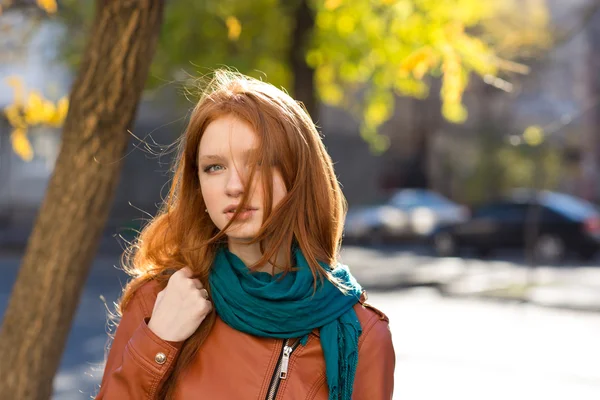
[
  {"x1": 0, "y1": 1, "x2": 165, "y2": 399},
  {"x1": 464, "y1": 131, "x2": 561, "y2": 205},
  {"x1": 309, "y1": 0, "x2": 551, "y2": 151},
  {"x1": 54, "y1": 0, "x2": 551, "y2": 154}
]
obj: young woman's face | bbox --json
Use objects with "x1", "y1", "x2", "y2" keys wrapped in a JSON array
[{"x1": 198, "y1": 114, "x2": 287, "y2": 242}]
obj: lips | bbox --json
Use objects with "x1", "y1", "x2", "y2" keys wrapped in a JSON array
[
  {"x1": 223, "y1": 205, "x2": 258, "y2": 214},
  {"x1": 223, "y1": 205, "x2": 258, "y2": 221}
]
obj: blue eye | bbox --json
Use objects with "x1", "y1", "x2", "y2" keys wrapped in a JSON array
[{"x1": 203, "y1": 164, "x2": 224, "y2": 173}]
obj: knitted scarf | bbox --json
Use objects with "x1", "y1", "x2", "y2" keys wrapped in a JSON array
[{"x1": 209, "y1": 246, "x2": 363, "y2": 399}]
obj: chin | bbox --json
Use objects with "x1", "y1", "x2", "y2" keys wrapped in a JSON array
[{"x1": 224, "y1": 227, "x2": 261, "y2": 242}]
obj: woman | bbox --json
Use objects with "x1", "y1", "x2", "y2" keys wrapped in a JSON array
[{"x1": 96, "y1": 70, "x2": 395, "y2": 399}]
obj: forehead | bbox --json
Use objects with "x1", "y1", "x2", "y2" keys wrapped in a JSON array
[{"x1": 198, "y1": 115, "x2": 258, "y2": 157}]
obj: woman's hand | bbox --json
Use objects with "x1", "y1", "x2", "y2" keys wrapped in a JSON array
[{"x1": 148, "y1": 267, "x2": 212, "y2": 342}]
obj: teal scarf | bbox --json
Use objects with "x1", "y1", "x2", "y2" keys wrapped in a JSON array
[{"x1": 209, "y1": 247, "x2": 363, "y2": 400}]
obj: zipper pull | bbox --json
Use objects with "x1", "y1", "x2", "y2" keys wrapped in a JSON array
[{"x1": 279, "y1": 345, "x2": 293, "y2": 379}]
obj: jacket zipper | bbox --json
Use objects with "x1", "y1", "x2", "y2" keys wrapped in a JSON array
[{"x1": 265, "y1": 338, "x2": 301, "y2": 400}]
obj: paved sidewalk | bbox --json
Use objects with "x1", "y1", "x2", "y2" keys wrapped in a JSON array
[{"x1": 341, "y1": 246, "x2": 600, "y2": 312}]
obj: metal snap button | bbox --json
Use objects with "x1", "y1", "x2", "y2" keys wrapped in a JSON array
[{"x1": 155, "y1": 352, "x2": 167, "y2": 365}]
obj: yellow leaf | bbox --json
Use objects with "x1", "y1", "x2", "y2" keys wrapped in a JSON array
[
  {"x1": 48, "y1": 96, "x2": 69, "y2": 127},
  {"x1": 226, "y1": 16, "x2": 241, "y2": 41},
  {"x1": 316, "y1": 65, "x2": 335, "y2": 85},
  {"x1": 359, "y1": 126, "x2": 390, "y2": 154},
  {"x1": 394, "y1": 79, "x2": 428, "y2": 98},
  {"x1": 523, "y1": 125, "x2": 544, "y2": 146},
  {"x1": 24, "y1": 91, "x2": 55, "y2": 125},
  {"x1": 325, "y1": 0, "x2": 342, "y2": 11},
  {"x1": 336, "y1": 15, "x2": 355, "y2": 36},
  {"x1": 316, "y1": 13, "x2": 335, "y2": 30},
  {"x1": 441, "y1": 55, "x2": 466, "y2": 105},
  {"x1": 41, "y1": 98, "x2": 57, "y2": 122},
  {"x1": 4, "y1": 104, "x2": 27, "y2": 129},
  {"x1": 11, "y1": 128, "x2": 34, "y2": 162},
  {"x1": 412, "y1": 59, "x2": 430, "y2": 80},
  {"x1": 400, "y1": 48, "x2": 437, "y2": 78},
  {"x1": 442, "y1": 102, "x2": 467, "y2": 123},
  {"x1": 320, "y1": 84, "x2": 343, "y2": 106},
  {"x1": 365, "y1": 97, "x2": 392, "y2": 127},
  {"x1": 36, "y1": 0, "x2": 57, "y2": 14}
]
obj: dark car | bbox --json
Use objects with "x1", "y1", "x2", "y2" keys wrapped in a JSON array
[
  {"x1": 432, "y1": 190, "x2": 600, "y2": 262},
  {"x1": 344, "y1": 189, "x2": 469, "y2": 245}
]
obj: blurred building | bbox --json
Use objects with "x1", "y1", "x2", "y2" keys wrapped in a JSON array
[
  {"x1": 2, "y1": 1, "x2": 600, "y2": 249},
  {"x1": 425, "y1": 0, "x2": 600, "y2": 205}
]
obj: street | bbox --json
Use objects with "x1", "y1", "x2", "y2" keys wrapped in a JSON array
[
  {"x1": 1, "y1": 246, "x2": 599, "y2": 399},
  {"x1": 375, "y1": 289, "x2": 600, "y2": 400}
]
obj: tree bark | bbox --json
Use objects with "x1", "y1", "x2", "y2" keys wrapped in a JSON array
[
  {"x1": 0, "y1": 1, "x2": 164, "y2": 398},
  {"x1": 290, "y1": 0, "x2": 317, "y2": 122}
]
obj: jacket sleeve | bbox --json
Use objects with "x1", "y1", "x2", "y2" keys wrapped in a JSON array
[
  {"x1": 95, "y1": 283, "x2": 184, "y2": 399},
  {"x1": 353, "y1": 317, "x2": 396, "y2": 399}
]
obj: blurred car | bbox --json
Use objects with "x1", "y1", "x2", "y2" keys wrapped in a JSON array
[
  {"x1": 432, "y1": 190, "x2": 600, "y2": 262},
  {"x1": 344, "y1": 189, "x2": 469, "y2": 245}
]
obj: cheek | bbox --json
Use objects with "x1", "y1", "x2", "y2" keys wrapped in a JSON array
[
  {"x1": 272, "y1": 175, "x2": 287, "y2": 206},
  {"x1": 200, "y1": 179, "x2": 219, "y2": 206}
]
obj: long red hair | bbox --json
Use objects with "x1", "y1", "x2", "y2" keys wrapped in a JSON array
[{"x1": 116, "y1": 70, "x2": 346, "y2": 398}]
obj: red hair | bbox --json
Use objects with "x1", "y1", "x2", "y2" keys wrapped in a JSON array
[{"x1": 117, "y1": 70, "x2": 346, "y2": 398}]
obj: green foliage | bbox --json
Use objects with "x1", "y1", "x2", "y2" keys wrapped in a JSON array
[
  {"x1": 55, "y1": 0, "x2": 95, "y2": 67},
  {"x1": 53, "y1": 0, "x2": 550, "y2": 154},
  {"x1": 151, "y1": 0, "x2": 295, "y2": 90},
  {"x1": 309, "y1": 0, "x2": 550, "y2": 152},
  {"x1": 496, "y1": 145, "x2": 561, "y2": 191},
  {"x1": 464, "y1": 132, "x2": 561, "y2": 205}
]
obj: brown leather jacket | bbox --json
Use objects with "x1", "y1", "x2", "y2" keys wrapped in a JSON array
[{"x1": 96, "y1": 280, "x2": 395, "y2": 399}]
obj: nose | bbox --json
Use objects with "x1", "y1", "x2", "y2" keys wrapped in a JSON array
[{"x1": 225, "y1": 167, "x2": 244, "y2": 198}]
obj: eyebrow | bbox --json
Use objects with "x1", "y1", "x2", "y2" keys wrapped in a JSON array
[
  {"x1": 198, "y1": 149, "x2": 260, "y2": 163},
  {"x1": 198, "y1": 154, "x2": 225, "y2": 162}
]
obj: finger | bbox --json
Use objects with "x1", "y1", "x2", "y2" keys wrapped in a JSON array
[
  {"x1": 198, "y1": 288, "x2": 209, "y2": 300},
  {"x1": 178, "y1": 267, "x2": 193, "y2": 278},
  {"x1": 190, "y1": 279, "x2": 203, "y2": 290},
  {"x1": 201, "y1": 298, "x2": 213, "y2": 314}
]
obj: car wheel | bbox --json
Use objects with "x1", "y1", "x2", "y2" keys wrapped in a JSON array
[
  {"x1": 434, "y1": 232, "x2": 458, "y2": 257},
  {"x1": 534, "y1": 234, "x2": 565, "y2": 263},
  {"x1": 474, "y1": 246, "x2": 492, "y2": 258},
  {"x1": 577, "y1": 247, "x2": 597, "y2": 262}
]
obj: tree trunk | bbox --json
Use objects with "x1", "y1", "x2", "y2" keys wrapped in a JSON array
[
  {"x1": 290, "y1": 0, "x2": 317, "y2": 121},
  {"x1": 0, "y1": 1, "x2": 164, "y2": 398},
  {"x1": 405, "y1": 93, "x2": 440, "y2": 189}
]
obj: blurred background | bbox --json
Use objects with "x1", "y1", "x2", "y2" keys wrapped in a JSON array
[{"x1": 1, "y1": 0, "x2": 600, "y2": 399}]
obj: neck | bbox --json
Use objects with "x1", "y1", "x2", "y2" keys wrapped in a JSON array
[{"x1": 227, "y1": 239, "x2": 289, "y2": 275}]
